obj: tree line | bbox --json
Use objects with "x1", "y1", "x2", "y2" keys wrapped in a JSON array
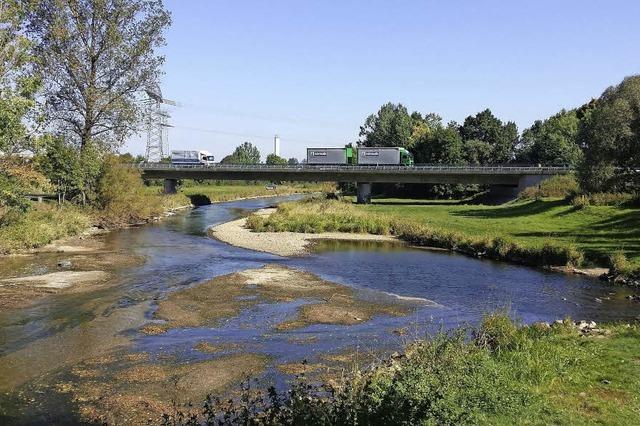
[{"x1": 359, "y1": 75, "x2": 640, "y2": 193}]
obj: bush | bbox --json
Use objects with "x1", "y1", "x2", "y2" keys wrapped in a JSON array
[
  {"x1": 94, "y1": 156, "x2": 164, "y2": 227},
  {"x1": 0, "y1": 204, "x2": 89, "y2": 253},
  {"x1": 475, "y1": 313, "x2": 520, "y2": 352},
  {"x1": 519, "y1": 174, "x2": 579, "y2": 200}
]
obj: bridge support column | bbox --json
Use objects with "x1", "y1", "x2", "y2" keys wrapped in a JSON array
[
  {"x1": 163, "y1": 179, "x2": 178, "y2": 194},
  {"x1": 356, "y1": 182, "x2": 372, "y2": 204},
  {"x1": 517, "y1": 174, "x2": 552, "y2": 193}
]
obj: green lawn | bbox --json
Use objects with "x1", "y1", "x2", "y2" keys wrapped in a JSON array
[
  {"x1": 363, "y1": 198, "x2": 640, "y2": 265},
  {"x1": 248, "y1": 197, "x2": 640, "y2": 268}
]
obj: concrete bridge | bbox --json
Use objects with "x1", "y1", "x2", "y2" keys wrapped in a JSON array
[{"x1": 136, "y1": 163, "x2": 571, "y2": 203}]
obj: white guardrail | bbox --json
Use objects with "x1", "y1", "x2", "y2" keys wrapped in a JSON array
[{"x1": 134, "y1": 163, "x2": 573, "y2": 174}]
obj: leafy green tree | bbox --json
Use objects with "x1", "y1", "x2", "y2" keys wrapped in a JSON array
[
  {"x1": 35, "y1": 135, "x2": 102, "y2": 203},
  {"x1": 578, "y1": 75, "x2": 640, "y2": 193},
  {"x1": 412, "y1": 122, "x2": 464, "y2": 165},
  {"x1": 26, "y1": 0, "x2": 171, "y2": 151},
  {"x1": 266, "y1": 153, "x2": 287, "y2": 165},
  {"x1": 229, "y1": 142, "x2": 260, "y2": 164},
  {"x1": 287, "y1": 157, "x2": 299, "y2": 165},
  {"x1": 219, "y1": 154, "x2": 235, "y2": 164},
  {"x1": 359, "y1": 103, "x2": 414, "y2": 148},
  {"x1": 460, "y1": 109, "x2": 518, "y2": 164},
  {"x1": 0, "y1": 0, "x2": 38, "y2": 154},
  {"x1": 517, "y1": 109, "x2": 582, "y2": 166},
  {"x1": 463, "y1": 139, "x2": 493, "y2": 165}
]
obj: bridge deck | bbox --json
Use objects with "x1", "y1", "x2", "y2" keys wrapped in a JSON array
[{"x1": 137, "y1": 164, "x2": 570, "y2": 186}]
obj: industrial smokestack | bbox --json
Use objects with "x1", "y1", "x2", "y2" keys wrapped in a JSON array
[{"x1": 274, "y1": 134, "x2": 280, "y2": 157}]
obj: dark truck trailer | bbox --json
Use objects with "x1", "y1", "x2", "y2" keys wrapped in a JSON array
[
  {"x1": 356, "y1": 147, "x2": 414, "y2": 166},
  {"x1": 306, "y1": 147, "x2": 353, "y2": 165}
]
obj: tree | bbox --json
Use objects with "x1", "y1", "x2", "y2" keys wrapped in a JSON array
[
  {"x1": 26, "y1": 0, "x2": 171, "y2": 151},
  {"x1": 35, "y1": 134, "x2": 102, "y2": 203},
  {"x1": 578, "y1": 75, "x2": 640, "y2": 193},
  {"x1": 359, "y1": 103, "x2": 414, "y2": 148},
  {"x1": 266, "y1": 153, "x2": 287, "y2": 165},
  {"x1": 0, "y1": 0, "x2": 38, "y2": 154},
  {"x1": 460, "y1": 109, "x2": 518, "y2": 164},
  {"x1": 287, "y1": 157, "x2": 299, "y2": 165},
  {"x1": 412, "y1": 122, "x2": 464, "y2": 165},
  {"x1": 516, "y1": 109, "x2": 582, "y2": 166},
  {"x1": 224, "y1": 142, "x2": 260, "y2": 164},
  {"x1": 463, "y1": 139, "x2": 494, "y2": 165}
]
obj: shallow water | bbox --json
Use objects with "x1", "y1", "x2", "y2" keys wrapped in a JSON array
[{"x1": 1, "y1": 195, "x2": 639, "y2": 423}]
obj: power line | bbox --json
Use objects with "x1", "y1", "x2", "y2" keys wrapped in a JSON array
[{"x1": 170, "y1": 124, "x2": 339, "y2": 146}]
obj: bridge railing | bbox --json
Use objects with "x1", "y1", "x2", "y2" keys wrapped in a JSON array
[{"x1": 134, "y1": 163, "x2": 572, "y2": 174}]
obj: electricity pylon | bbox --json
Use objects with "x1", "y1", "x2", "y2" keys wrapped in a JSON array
[{"x1": 144, "y1": 84, "x2": 178, "y2": 162}]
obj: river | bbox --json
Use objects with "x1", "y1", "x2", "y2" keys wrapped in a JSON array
[{"x1": 1, "y1": 195, "x2": 638, "y2": 424}]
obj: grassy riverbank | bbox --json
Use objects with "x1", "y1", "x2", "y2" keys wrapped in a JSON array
[
  {"x1": 247, "y1": 197, "x2": 640, "y2": 271},
  {"x1": 0, "y1": 183, "x2": 328, "y2": 254},
  {"x1": 181, "y1": 315, "x2": 640, "y2": 425}
]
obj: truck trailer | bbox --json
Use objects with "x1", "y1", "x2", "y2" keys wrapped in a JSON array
[
  {"x1": 356, "y1": 147, "x2": 414, "y2": 166},
  {"x1": 170, "y1": 150, "x2": 215, "y2": 166},
  {"x1": 306, "y1": 147, "x2": 354, "y2": 165}
]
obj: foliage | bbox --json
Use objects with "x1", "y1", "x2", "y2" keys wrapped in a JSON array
[
  {"x1": 571, "y1": 192, "x2": 635, "y2": 208},
  {"x1": 358, "y1": 102, "x2": 415, "y2": 148},
  {"x1": 170, "y1": 317, "x2": 640, "y2": 425},
  {"x1": 0, "y1": 157, "x2": 51, "y2": 219},
  {"x1": 0, "y1": 203, "x2": 89, "y2": 253},
  {"x1": 463, "y1": 138, "x2": 493, "y2": 165},
  {"x1": 460, "y1": 109, "x2": 518, "y2": 164},
  {"x1": 518, "y1": 174, "x2": 579, "y2": 200},
  {"x1": 578, "y1": 75, "x2": 640, "y2": 193},
  {"x1": 265, "y1": 153, "x2": 287, "y2": 165},
  {"x1": 517, "y1": 109, "x2": 583, "y2": 166},
  {"x1": 35, "y1": 135, "x2": 103, "y2": 203},
  {"x1": 411, "y1": 121, "x2": 464, "y2": 165},
  {"x1": 287, "y1": 157, "x2": 299, "y2": 165},
  {"x1": 0, "y1": 0, "x2": 39, "y2": 154},
  {"x1": 222, "y1": 142, "x2": 261, "y2": 164},
  {"x1": 94, "y1": 155, "x2": 164, "y2": 226},
  {"x1": 26, "y1": 0, "x2": 171, "y2": 150}
]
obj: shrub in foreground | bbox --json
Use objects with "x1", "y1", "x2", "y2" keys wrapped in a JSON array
[{"x1": 164, "y1": 315, "x2": 640, "y2": 425}]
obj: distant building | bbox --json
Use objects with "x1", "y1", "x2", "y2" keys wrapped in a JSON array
[{"x1": 273, "y1": 134, "x2": 280, "y2": 157}]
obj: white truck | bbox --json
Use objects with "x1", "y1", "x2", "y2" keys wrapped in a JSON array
[{"x1": 170, "y1": 150, "x2": 215, "y2": 166}]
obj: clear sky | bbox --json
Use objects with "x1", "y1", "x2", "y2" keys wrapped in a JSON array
[{"x1": 123, "y1": 0, "x2": 640, "y2": 161}]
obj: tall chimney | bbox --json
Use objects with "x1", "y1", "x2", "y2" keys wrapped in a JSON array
[{"x1": 274, "y1": 134, "x2": 280, "y2": 157}]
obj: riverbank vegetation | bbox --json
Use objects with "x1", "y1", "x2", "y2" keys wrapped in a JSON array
[
  {"x1": 247, "y1": 194, "x2": 640, "y2": 274},
  {"x1": 170, "y1": 314, "x2": 640, "y2": 425}
]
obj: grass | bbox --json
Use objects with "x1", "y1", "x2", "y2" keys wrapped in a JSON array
[
  {"x1": 0, "y1": 181, "x2": 325, "y2": 254},
  {"x1": 179, "y1": 182, "x2": 332, "y2": 203},
  {"x1": 247, "y1": 197, "x2": 640, "y2": 269},
  {"x1": 171, "y1": 315, "x2": 640, "y2": 425},
  {"x1": 0, "y1": 204, "x2": 90, "y2": 254}
]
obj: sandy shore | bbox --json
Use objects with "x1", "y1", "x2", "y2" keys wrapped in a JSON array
[{"x1": 208, "y1": 208, "x2": 400, "y2": 257}]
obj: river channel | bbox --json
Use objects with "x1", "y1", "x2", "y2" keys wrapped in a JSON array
[{"x1": 1, "y1": 195, "x2": 639, "y2": 424}]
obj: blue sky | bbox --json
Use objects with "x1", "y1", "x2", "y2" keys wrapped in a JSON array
[{"x1": 124, "y1": 0, "x2": 640, "y2": 161}]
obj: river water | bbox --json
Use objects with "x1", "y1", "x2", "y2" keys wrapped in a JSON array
[{"x1": 1, "y1": 196, "x2": 639, "y2": 423}]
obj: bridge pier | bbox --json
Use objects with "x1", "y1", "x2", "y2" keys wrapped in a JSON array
[
  {"x1": 163, "y1": 179, "x2": 178, "y2": 194},
  {"x1": 356, "y1": 182, "x2": 372, "y2": 204}
]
